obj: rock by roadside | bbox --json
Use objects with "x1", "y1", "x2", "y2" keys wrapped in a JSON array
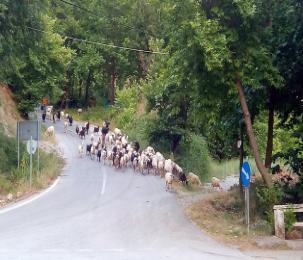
[{"x1": 39, "y1": 140, "x2": 64, "y2": 157}]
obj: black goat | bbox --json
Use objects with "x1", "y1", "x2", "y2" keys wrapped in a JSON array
[
  {"x1": 179, "y1": 173, "x2": 188, "y2": 185},
  {"x1": 97, "y1": 149, "x2": 102, "y2": 162},
  {"x1": 86, "y1": 144, "x2": 92, "y2": 156},
  {"x1": 94, "y1": 126, "x2": 99, "y2": 133}
]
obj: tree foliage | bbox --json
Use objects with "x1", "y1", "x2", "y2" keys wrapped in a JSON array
[{"x1": 0, "y1": 0, "x2": 302, "y2": 186}]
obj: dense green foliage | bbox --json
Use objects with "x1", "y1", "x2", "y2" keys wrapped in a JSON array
[
  {"x1": 0, "y1": 126, "x2": 19, "y2": 175},
  {"x1": 284, "y1": 208, "x2": 297, "y2": 232},
  {"x1": 0, "y1": 1, "x2": 302, "y2": 191},
  {"x1": 256, "y1": 184, "x2": 283, "y2": 227}
]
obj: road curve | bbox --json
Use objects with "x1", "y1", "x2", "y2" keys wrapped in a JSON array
[{"x1": 0, "y1": 119, "x2": 250, "y2": 260}]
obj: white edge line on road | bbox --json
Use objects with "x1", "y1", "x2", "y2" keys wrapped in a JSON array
[{"x1": 0, "y1": 176, "x2": 60, "y2": 215}]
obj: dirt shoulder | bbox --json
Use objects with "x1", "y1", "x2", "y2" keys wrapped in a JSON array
[{"x1": 173, "y1": 181, "x2": 303, "y2": 253}]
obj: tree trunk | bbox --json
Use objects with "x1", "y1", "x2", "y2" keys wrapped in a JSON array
[
  {"x1": 171, "y1": 134, "x2": 181, "y2": 154},
  {"x1": 108, "y1": 70, "x2": 116, "y2": 104},
  {"x1": 138, "y1": 52, "x2": 148, "y2": 78},
  {"x1": 85, "y1": 69, "x2": 92, "y2": 106},
  {"x1": 239, "y1": 121, "x2": 244, "y2": 198},
  {"x1": 239, "y1": 122, "x2": 244, "y2": 180},
  {"x1": 60, "y1": 85, "x2": 68, "y2": 109},
  {"x1": 265, "y1": 88, "x2": 275, "y2": 168},
  {"x1": 236, "y1": 75, "x2": 272, "y2": 187},
  {"x1": 78, "y1": 78, "x2": 82, "y2": 100}
]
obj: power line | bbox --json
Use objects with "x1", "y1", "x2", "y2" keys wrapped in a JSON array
[
  {"x1": 55, "y1": 0, "x2": 149, "y2": 35},
  {"x1": 56, "y1": 0, "x2": 94, "y2": 14},
  {"x1": 26, "y1": 26, "x2": 169, "y2": 55}
]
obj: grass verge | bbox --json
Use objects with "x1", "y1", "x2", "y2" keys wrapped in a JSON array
[
  {"x1": 185, "y1": 186, "x2": 290, "y2": 250},
  {"x1": 0, "y1": 123, "x2": 64, "y2": 206}
]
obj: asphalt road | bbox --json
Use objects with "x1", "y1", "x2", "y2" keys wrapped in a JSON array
[{"x1": 0, "y1": 119, "x2": 250, "y2": 260}]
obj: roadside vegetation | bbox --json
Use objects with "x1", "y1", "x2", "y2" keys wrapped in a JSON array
[
  {"x1": 1, "y1": 0, "x2": 302, "y2": 241},
  {"x1": 0, "y1": 124, "x2": 63, "y2": 205}
]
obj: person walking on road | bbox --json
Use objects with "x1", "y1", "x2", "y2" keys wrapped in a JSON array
[
  {"x1": 86, "y1": 121, "x2": 90, "y2": 135},
  {"x1": 101, "y1": 121, "x2": 109, "y2": 148},
  {"x1": 68, "y1": 115, "x2": 73, "y2": 126},
  {"x1": 42, "y1": 112, "x2": 46, "y2": 122},
  {"x1": 57, "y1": 111, "x2": 61, "y2": 121}
]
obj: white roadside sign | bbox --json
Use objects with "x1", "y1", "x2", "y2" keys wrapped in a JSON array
[{"x1": 27, "y1": 140, "x2": 38, "y2": 154}]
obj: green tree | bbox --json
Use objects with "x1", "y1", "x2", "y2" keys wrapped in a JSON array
[{"x1": 0, "y1": 0, "x2": 72, "y2": 115}]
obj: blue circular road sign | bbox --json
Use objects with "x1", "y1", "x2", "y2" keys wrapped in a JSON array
[{"x1": 241, "y1": 161, "x2": 251, "y2": 188}]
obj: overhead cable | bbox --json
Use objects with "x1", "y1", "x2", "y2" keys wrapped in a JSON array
[
  {"x1": 56, "y1": 0, "x2": 94, "y2": 14},
  {"x1": 26, "y1": 26, "x2": 169, "y2": 55},
  {"x1": 55, "y1": 0, "x2": 149, "y2": 35}
]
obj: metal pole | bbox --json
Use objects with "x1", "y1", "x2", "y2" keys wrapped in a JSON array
[
  {"x1": 17, "y1": 122, "x2": 20, "y2": 168},
  {"x1": 244, "y1": 188, "x2": 247, "y2": 223},
  {"x1": 30, "y1": 136, "x2": 33, "y2": 189},
  {"x1": 245, "y1": 187, "x2": 250, "y2": 234},
  {"x1": 37, "y1": 120, "x2": 40, "y2": 174}
]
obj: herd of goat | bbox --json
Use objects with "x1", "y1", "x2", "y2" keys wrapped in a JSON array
[{"x1": 45, "y1": 108, "x2": 222, "y2": 191}]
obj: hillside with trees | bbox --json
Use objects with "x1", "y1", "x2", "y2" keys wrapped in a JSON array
[{"x1": 0, "y1": 0, "x2": 302, "y2": 230}]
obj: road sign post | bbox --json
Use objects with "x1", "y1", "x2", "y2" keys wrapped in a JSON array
[
  {"x1": 17, "y1": 119, "x2": 40, "y2": 168},
  {"x1": 37, "y1": 120, "x2": 40, "y2": 174},
  {"x1": 30, "y1": 136, "x2": 32, "y2": 189},
  {"x1": 241, "y1": 160, "x2": 251, "y2": 234},
  {"x1": 26, "y1": 137, "x2": 37, "y2": 189}
]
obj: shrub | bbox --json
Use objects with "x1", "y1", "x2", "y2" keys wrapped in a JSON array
[
  {"x1": 284, "y1": 208, "x2": 297, "y2": 232},
  {"x1": 176, "y1": 134, "x2": 211, "y2": 181},
  {"x1": 256, "y1": 184, "x2": 283, "y2": 229},
  {"x1": 114, "y1": 86, "x2": 140, "y2": 130},
  {"x1": 0, "y1": 174, "x2": 13, "y2": 194},
  {"x1": 0, "y1": 128, "x2": 18, "y2": 175},
  {"x1": 126, "y1": 115, "x2": 150, "y2": 149}
]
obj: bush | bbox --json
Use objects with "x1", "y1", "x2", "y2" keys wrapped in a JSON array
[
  {"x1": 126, "y1": 115, "x2": 151, "y2": 149},
  {"x1": 176, "y1": 134, "x2": 211, "y2": 182},
  {"x1": 114, "y1": 86, "x2": 140, "y2": 130},
  {"x1": 0, "y1": 127, "x2": 18, "y2": 175},
  {"x1": 284, "y1": 208, "x2": 297, "y2": 232},
  {"x1": 0, "y1": 174, "x2": 13, "y2": 194},
  {"x1": 256, "y1": 184, "x2": 283, "y2": 229}
]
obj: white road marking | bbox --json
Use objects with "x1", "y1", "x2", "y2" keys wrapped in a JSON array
[
  {"x1": 99, "y1": 248, "x2": 125, "y2": 252},
  {"x1": 76, "y1": 248, "x2": 93, "y2": 253},
  {"x1": 43, "y1": 248, "x2": 68, "y2": 253},
  {"x1": 101, "y1": 170, "x2": 107, "y2": 195},
  {"x1": 0, "y1": 177, "x2": 60, "y2": 215}
]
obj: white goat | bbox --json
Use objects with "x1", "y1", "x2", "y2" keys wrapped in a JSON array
[
  {"x1": 64, "y1": 121, "x2": 68, "y2": 133},
  {"x1": 45, "y1": 126, "x2": 55, "y2": 136},
  {"x1": 165, "y1": 172, "x2": 174, "y2": 191},
  {"x1": 188, "y1": 172, "x2": 202, "y2": 186},
  {"x1": 114, "y1": 128, "x2": 122, "y2": 137},
  {"x1": 211, "y1": 177, "x2": 222, "y2": 190},
  {"x1": 78, "y1": 141, "x2": 84, "y2": 158}
]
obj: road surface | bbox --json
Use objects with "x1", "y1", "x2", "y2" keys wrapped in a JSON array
[{"x1": 0, "y1": 119, "x2": 250, "y2": 260}]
